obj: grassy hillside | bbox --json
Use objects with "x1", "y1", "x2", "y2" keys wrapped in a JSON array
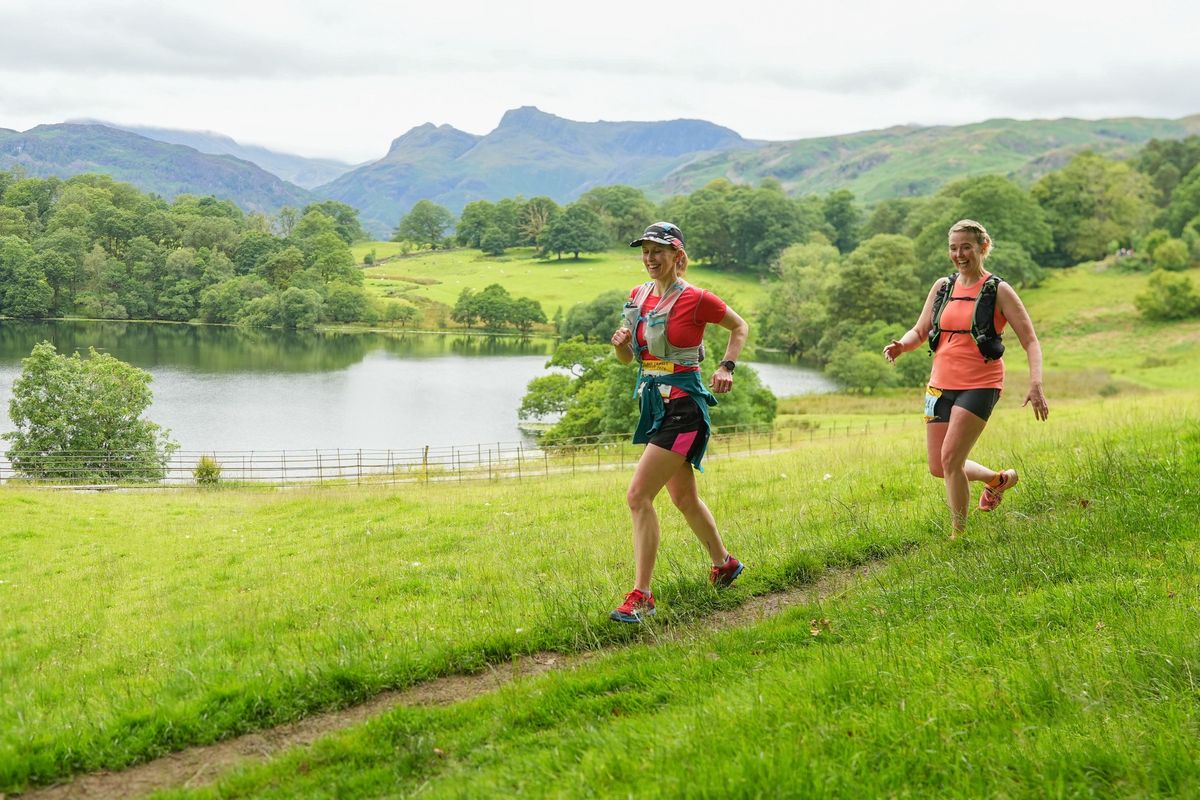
[
  {"x1": 2, "y1": 261, "x2": 1198, "y2": 796},
  {"x1": 654, "y1": 115, "x2": 1200, "y2": 202},
  {"x1": 357, "y1": 246, "x2": 771, "y2": 319},
  {"x1": 1, "y1": 392, "x2": 1195, "y2": 796}
]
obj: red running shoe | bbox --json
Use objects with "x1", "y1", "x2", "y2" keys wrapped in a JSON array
[
  {"x1": 610, "y1": 589, "x2": 656, "y2": 623},
  {"x1": 979, "y1": 469, "x2": 1019, "y2": 511},
  {"x1": 710, "y1": 556, "x2": 745, "y2": 588}
]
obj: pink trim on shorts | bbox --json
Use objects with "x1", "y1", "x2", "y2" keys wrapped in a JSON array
[{"x1": 671, "y1": 431, "x2": 698, "y2": 456}]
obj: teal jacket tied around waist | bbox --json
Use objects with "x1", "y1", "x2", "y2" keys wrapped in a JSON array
[{"x1": 633, "y1": 370, "x2": 718, "y2": 472}]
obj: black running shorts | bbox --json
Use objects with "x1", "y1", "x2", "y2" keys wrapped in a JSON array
[
  {"x1": 648, "y1": 396, "x2": 707, "y2": 461},
  {"x1": 924, "y1": 386, "x2": 1002, "y2": 424}
]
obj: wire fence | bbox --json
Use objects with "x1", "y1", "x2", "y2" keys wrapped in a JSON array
[{"x1": 0, "y1": 418, "x2": 918, "y2": 489}]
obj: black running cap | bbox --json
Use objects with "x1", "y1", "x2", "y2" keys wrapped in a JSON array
[{"x1": 630, "y1": 222, "x2": 685, "y2": 249}]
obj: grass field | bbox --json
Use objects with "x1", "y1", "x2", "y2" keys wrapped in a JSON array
[
  {"x1": 2, "y1": 390, "x2": 1198, "y2": 796},
  {"x1": 356, "y1": 245, "x2": 771, "y2": 318},
  {"x1": 3, "y1": 257, "x2": 1200, "y2": 796}
]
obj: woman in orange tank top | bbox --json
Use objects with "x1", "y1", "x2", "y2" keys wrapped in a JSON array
[{"x1": 883, "y1": 219, "x2": 1049, "y2": 538}]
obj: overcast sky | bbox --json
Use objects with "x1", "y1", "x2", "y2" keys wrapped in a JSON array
[{"x1": 2, "y1": 0, "x2": 1197, "y2": 163}]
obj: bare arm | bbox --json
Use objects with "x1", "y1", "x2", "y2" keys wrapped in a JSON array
[
  {"x1": 884, "y1": 279, "x2": 946, "y2": 363},
  {"x1": 710, "y1": 307, "x2": 749, "y2": 393},
  {"x1": 610, "y1": 325, "x2": 634, "y2": 364},
  {"x1": 997, "y1": 282, "x2": 1049, "y2": 421}
]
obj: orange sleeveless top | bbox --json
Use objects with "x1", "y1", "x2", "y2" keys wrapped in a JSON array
[{"x1": 929, "y1": 273, "x2": 1007, "y2": 390}]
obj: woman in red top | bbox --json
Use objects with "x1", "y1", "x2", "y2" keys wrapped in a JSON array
[
  {"x1": 607, "y1": 222, "x2": 749, "y2": 623},
  {"x1": 883, "y1": 219, "x2": 1049, "y2": 538}
]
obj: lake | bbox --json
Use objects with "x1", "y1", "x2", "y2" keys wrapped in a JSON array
[{"x1": 0, "y1": 321, "x2": 835, "y2": 453}]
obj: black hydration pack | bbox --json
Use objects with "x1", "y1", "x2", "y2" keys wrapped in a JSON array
[{"x1": 928, "y1": 273, "x2": 1005, "y2": 361}]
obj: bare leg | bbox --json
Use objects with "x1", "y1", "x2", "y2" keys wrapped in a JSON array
[
  {"x1": 626, "y1": 444, "x2": 687, "y2": 592},
  {"x1": 936, "y1": 407, "x2": 990, "y2": 536},
  {"x1": 927, "y1": 422, "x2": 998, "y2": 484},
  {"x1": 665, "y1": 460, "x2": 729, "y2": 566}
]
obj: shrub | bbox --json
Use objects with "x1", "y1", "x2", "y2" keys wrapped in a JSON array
[
  {"x1": 193, "y1": 455, "x2": 222, "y2": 485},
  {"x1": 1135, "y1": 270, "x2": 1200, "y2": 321}
]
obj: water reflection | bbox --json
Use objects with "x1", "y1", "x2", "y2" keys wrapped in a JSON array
[
  {"x1": 0, "y1": 321, "x2": 553, "y2": 374},
  {"x1": 0, "y1": 321, "x2": 829, "y2": 453}
]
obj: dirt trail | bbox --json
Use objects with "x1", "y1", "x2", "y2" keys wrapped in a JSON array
[{"x1": 20, "y1": 563, "x2": 882, "y2": 800}]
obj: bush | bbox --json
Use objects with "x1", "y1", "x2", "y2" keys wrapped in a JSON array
[
  {"x1": 193, "y1": 455, "x2": 222, "y2": 485},
  {"x1": 3, "y1": 342, "x2": 178, "y2": 483},
  {"x1": 1152, "y1": 238, "x2": 1191, "y2": 271},
  {"x1": 1135, "y1": 270, "x2": 1200, "y2": 321}
]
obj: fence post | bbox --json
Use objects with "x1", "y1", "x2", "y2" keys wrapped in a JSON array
[
  {"x1": 517, "y1": 444, "x2": 523, "y2": 479},
  {"x1": 544, "y1": 448, "x2": 549, "y2": 476},
  {"x1": 317, "y1": 450, "x2": 323, "y2": 485},
  {"x1": 488, "y1": 447, "x2": 493, "y2": 480},
  {"x1": 357, "y1": 449, "x2": 363, "y2": 485},
  {"x1": 423, "y1": 445, "x2": 429, "y2": 482}
]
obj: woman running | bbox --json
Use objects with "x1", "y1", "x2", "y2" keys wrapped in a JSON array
[
  {"x1": 608, "y1": 222, "x2": 749, "y2": 623},
  {"x1": 883, "y1": 219, "x2": 1049, "y2": 538}
]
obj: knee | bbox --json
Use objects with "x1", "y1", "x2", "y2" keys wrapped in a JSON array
[
  {"x1": 627, "y1": 485, "x2": 654, "y2": 512},
  {"x1": 940, "y1": 452, "x2": 964, "y2": 476},
  {"x1": 928, "y1": 462, "x2": 944, "y2": 479},
  {"x1": 670, "y1": 490, "x2": 700, "y2": 515}
]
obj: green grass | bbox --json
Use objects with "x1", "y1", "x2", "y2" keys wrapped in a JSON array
[
  {"x1": 2, "y1": 391, "x2": 1198, "y2": 795},
  {"x1": 144, "y1": 392, "x2": 1199, "y2": 798},
  {"x1": 358, "y1": 246, "x2": 770, "y2": 317}
]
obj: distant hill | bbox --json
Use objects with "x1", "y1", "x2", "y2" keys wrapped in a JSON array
[
  {"x1": 80, "y1": 121, "x2": 360, "y2": 189},
  {"x1": 315, "y1": 106, "x2": 752, "y2": 236},
  {"x1": 0, "y1": 123, "x2": 314, "y2": 213},
  {"x1": 652, "y1": 115, "x2": 1200, "y2": 202}
]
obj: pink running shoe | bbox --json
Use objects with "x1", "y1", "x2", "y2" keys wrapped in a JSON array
[
  {"x1": 979, "y1": 469, "x2": 1019, "y2": 511},
  {"x1": 610, "y1": 589, "x2": 656, "y2": 623}
]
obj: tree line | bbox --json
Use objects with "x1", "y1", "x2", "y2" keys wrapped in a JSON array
[{"x1": 0, "y1": 171, "x2": 391, "y2": 329}]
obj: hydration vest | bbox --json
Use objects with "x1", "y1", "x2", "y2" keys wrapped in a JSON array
[
  {"x1": 620, "y1": 280, "x2": 704, "y2": 366},
  {"x1": 928, "y1": 273, "x2": 1006, "y2": 361}
]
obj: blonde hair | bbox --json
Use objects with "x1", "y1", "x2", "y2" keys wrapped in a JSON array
[
  {"x1": 675, "y1": 248, "x2": 689, "y2": 275},
  {"x1": 948, "y1": 219, "x2": 993, "y2": 258}
]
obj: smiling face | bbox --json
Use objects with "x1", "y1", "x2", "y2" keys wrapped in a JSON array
[
  {"x1": 641, "y1": 242, "x2": 681, "y2": 283},
  {"x1": 948, "y1": 230, "x2": 988, "y2": 277}
]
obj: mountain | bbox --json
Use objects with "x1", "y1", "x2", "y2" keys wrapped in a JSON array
[
  {"x1": 651, "y1": 115, "x2": 1200, "y2": 202},
  {"x1": 0, "y1": 123, "x2": 314, "y2": 213},
  {"x1": 81, "y1": 121, "x2": 360, "y2": 189},
  {"x1": 315, "y1": 106, "x2": 752, "y2": 236}
]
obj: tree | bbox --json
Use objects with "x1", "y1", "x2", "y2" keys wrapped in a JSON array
[
  {"x1": 3, "y1": 341, "x2": 178, "y2": 482},
  {"x1": 474, "y1": 283, "x2": 514, "y2": 329},
  {"x1": 277, "y1": 287, "x2": 323, "y2": 329},
  {"x1": 0, "y1": 235, "x2": 53, "y2": 318},
  {"x1": 456, "y1": 200, "x2": 495, "y2": 248},
  {"x1": 539, "y1": 204, "x2": 610, "y2": 260},
  {"x1": 480, "y1": 226, "x2": 508, "y2": 256},
  {"x1": 1166, "y1": 164, "x2": 1200, "y2": 236},
  {"x1": 451, "y1": 288, "x2": 480, "y2": 328},
  {"x1": 578, "y1": 185, "x2": 655, "y2": 245},
  {"x1": 323, "y1": 283, "x2": 369, "y2": 322},
  {"x1": 823, "y1": 190, "x2": 863, "y2": 254},
  {"x1": 302, "y1": 200, "x2": 365, "y2": 244},
  {"x1": 509, "y1": 296, "x2": 547, "y2": 333},
  {"x1": 1032, "y1": 152, "x2": 1156, "y2": 264},
  {"x1": 520, "y1": 196, "x2": 559, "y2": 248},
  {"x1": 393, "y1": 200, "x2": 454, "y2": 249},
  {"x1": 562, "y1": 290, "x2": 627, "y2": 343}
]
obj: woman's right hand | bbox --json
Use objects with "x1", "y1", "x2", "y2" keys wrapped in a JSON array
[
  {"x1": 611, "y1": 327, "x2": 632, "y2": 349},
  {"x1": 883, "y1": 340, "x2": 905, "y2": 364}
]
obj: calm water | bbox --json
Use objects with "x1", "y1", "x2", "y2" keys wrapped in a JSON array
[{"x1": 0, "y1": 321, "x2": 834, "y2": 452}]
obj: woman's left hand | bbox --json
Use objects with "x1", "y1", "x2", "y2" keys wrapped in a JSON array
[
  {"x1": 1023, "y1": 381, "x2": 1049, "y2": 421},
  {"x1": 710, "y1": 366, "x2": 733, "y2": 394}
]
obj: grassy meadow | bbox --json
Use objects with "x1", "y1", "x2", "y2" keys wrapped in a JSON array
[
  {"x1": 354, "y1": 245, "x2": 770, "y2": 321},
  {"x1": 2, "y1": 255, "x2": 1199, "y2": 796},
  {"x1": 1, "y1": 389, "x2": 1198, "y2": 796}
]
